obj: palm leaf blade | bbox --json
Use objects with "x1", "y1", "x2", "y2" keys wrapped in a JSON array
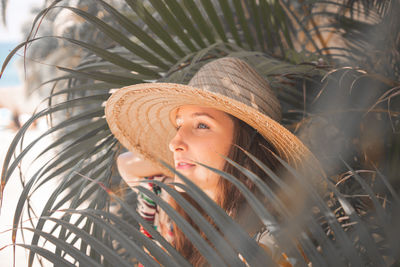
[
  {"x1": 125, "y1": 0, "x2": 186, "y2": 57},
  {"x1": 43, "y1": 217, "x2": 134, "y2": 267},
  {"x1": 23, "y1": 227, "x2": 103, "y2": 267},
  {"x1": 181, "y1": 0, "x2": 216, "y2": 44},
  {"x1": 16, "y1": 244, "x2": 75, "y2": 267},
  {"x1": 161, "y1": 163, "x2": 274, "y2": 266},
  {"x1": 137, "y1": 186, "x2": 229, "y2": 266},
  {"x1": 200, "y1": 0, "x2": 228, "y2": 42},
  {"x1": 151, "y1": 180, "x2": 246, "y2": 266},
  {"x1": 233, "y1": 0, "x2": 255, "y2": 49},
  {"x1": 97, "y1": 0, "x2": 177, "y2": 64},
  {"x1": 148, "y1": 0, "x2": 197, "y2": 52},
  {"x1": 164, "y1": 0, "x2": 208, "y2": 48},
  {"x1": 218, "y1": 0, "x2": 242, "y2": 46},
  {"x1": 61, "y1": 6, "x2": 170, "y2": 69}
]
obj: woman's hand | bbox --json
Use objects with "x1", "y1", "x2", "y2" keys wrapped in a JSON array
[{"x1": 117, "y1": 151, "x2": 164, "y2": 188}]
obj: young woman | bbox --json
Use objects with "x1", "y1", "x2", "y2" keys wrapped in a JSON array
[{"x1": 105, "y1": 57, "x2": 324, "y2": 265}]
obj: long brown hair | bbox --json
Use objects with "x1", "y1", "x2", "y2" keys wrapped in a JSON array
[{"x1": 169, "y1": 116, "x2": 282, "y2": 266}]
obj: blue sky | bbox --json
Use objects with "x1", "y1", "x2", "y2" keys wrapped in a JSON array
[
  {"x1": 0, "y1": 0, "x2": 45, "y2": 87},
  {"x1": 0, "y1": 42, "x2": 20, "y2": 86}
]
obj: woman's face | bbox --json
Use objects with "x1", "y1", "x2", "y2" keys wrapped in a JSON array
[{"x1": 169, "y1": 105, "x2": 235, "y2": 200}]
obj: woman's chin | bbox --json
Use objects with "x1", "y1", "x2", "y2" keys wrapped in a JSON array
[
  {"x1": 173, "y1": 176, "x2": 187, "y2": 192},
  {"x1": 174, "y1": 184, "x2": 185, "y2": 192}
]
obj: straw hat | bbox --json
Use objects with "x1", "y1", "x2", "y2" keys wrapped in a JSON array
[{"x1": 105, "y1": 57, "x2": 324, "y2": 186}]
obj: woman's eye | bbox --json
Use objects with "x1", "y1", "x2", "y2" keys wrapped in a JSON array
[{"x1": 197, "y1": 123, "x2": 209, "y2": 129}]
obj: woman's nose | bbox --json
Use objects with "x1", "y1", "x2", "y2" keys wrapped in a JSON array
[{"x1": 169, "y1": 130, "x2": 188, "y2": 152}]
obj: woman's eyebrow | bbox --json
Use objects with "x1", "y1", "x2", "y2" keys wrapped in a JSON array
[
  {"x1": 191, "y1": 112, "x2": 215, "y2": 120},
  {"x1": 175, "y1": 112, "x2": 216, "y2": 121}
]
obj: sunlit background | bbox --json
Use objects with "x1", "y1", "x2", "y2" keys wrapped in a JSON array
[
  {"x1": 0, "y1": 1, "x2": 52, "y2": 266},
  {"x1": 0, "y1": 0, "x2": 46, "y2": 126}
]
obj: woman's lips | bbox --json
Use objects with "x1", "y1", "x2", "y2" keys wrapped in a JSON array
[{"x1": 176, "y1": 161, "x2": 196, "y2": 170}]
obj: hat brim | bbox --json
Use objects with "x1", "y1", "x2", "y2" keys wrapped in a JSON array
[{"x1": 105, "y1": 82, "x2": 324, "y2": 187}]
